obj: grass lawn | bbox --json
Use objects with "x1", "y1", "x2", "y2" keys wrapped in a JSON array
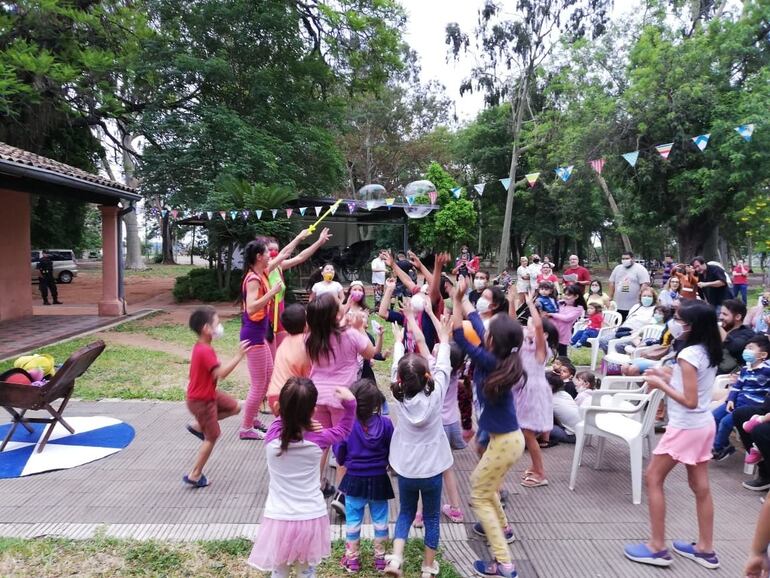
[
  {"x1": 0, "y1": 537, "x2": 460, "y2": 578},
  {"x1": 124, "y1": 264, "x2": 200, "y2": 279}
]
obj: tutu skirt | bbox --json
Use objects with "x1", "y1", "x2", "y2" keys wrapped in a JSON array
[
  {"x1": 248, "y1": 515, "x2": 330, "y2": 570},
  {"x1": 653, "y1": 422, "x2": 715, "y2": 465},
  {"x1": 339, "y1": 473, "x2": 394, "y2": 501}
]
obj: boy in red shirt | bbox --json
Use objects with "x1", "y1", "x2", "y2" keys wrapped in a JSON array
[{"x1": 184, "y1": 306, "x2": 250, "y2": 487}]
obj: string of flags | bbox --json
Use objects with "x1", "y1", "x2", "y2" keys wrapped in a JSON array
[{"x1": 465, "y1": 122, "x2": 756, "y2": 193}]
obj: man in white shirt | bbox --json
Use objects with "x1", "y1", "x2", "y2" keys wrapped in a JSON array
[
  {"x1": 528, "y1": 254, "x2": 543, "y2": 293},
  {"x1": 371, "y1": 250, "x2": 387, "y2": 307},
  {"x1": 608, "y1": 251, "x2": 651, "y2": 320}
]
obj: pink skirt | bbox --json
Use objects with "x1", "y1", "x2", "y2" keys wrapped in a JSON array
[
  {"x1": 653, "y1": 421, "x2": 715, "y2": 465},
  {"x1": 248, "y1": 515, "x2": 331, "y2": 570}
]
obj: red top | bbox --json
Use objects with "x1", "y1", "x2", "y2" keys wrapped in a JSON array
[
  {"x1": 732, "y1": 265, "x2": 748, "y2": 285},
  {"x1": 536, "y1": 273, "x2": 559, "y2": 285},
  {"x1": 587, "y1": 312, "x2": 603, "y2": 330},
  {"x1": 562, "y1": 266, "x2": 591, "y2": 286},
  {"x1": 187, "y1": 342, "x2": 220, "y2": 401}
]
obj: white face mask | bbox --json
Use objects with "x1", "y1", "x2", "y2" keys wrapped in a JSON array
[
  {"x1": 667, "y1": 318, "x2": 686, "y2": 339},
  {"x1": 476, "y1": 297, "x2": 490, "y2": 314},
  {"x1": 622, "y1": 258, "x2": 633, "y2": 268},
  {"x1": 212, "y1": 323, "x2": 224, "y2": 339},
  {"x1": 411, "y1": 294, "x2": 426, "y2": 313},
  {"x1": 473, "y1": 278, "x2": 487, "y2": 291}
]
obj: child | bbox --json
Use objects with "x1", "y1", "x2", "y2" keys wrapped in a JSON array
[
  {"x1": 545, "y1": 371, "x2": 579, "y2": 444},
  {"x1": 441, "y1": 342, "x2": 468, "y2": 523},
  {"x1": 310, "y1": 263, "x2": 345, "y2": 302},
  {"x1": 184, "y1": 306, "x2": 245, "y2": 488},
  {"x1": 624, "y1": 300, "x2": 723, "y2": 569},
  {"x1": 515, "y1": 296, "x2": 553, "y2": 486},
  {"x1": 452, "y1": 277, "x2": 526, "y2": 578},
  {"x1": 266, "y1": 304, "x2": 311, "y2": 415},
  {"x1": 574, "y1": 370, "x2": 600, "y2": 407},
  {"x1": 248, "y1": 378, "x2": 356, "y2": 577},
  {"x1": 558, "y1": 361, "x2": 578, "y2": 399},
  {"x1": 383, "y1": 314, "x2": 454, "y2": 578},
  {"x1": 334, "y1": 379, "x2": 394, "y2": 573},
  {"x1": 535, "y1": 281, "x2": 559, "y2": 314},
  {"x1": 711, "y1": 334, "x2": 770, "y2": 461},
  {"x1": 570, "y1": 303, "x2": 603, "y2": 348}
]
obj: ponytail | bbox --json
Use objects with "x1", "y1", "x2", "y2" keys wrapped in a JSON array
[
  {"x1": 392, "y1": 354, "x2": 434, "y2": 402},
  {"x1": 484, "y1": 313, "x2": 526, "y2": 403}
]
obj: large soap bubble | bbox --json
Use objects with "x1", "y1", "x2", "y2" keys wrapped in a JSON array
[
  {"x1": 357, "y1": 183, "x2": 387, "y2": 201},
  {"x1": 404, "y1": 180, "x2": 437, "y2": 199}
]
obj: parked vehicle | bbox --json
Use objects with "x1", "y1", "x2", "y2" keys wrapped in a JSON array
[{"x1": 31, "y1": 250, "x2": 79, "y2": 284}]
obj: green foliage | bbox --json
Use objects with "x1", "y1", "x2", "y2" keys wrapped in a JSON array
[
  {"x1": 173, "y1": 268, "x2": 242, "y2": 303},
  {"x1": 124, "y1": 542, "x2": 183, "y2": 575}
]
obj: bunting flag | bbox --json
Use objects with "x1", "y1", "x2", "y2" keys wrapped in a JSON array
[
  {"x1": 219, "y1": 211, "x2": 226, "y2": 219},
  {"x1": 554, "y1": 165, "x2": 574, "y2": 182},
  {"x1": 242, "y1": 210, "x2": 250, "y2": 219},
  {"x1": 256, "y1": 209, "x2": 263, "y2": 220},
  {"x1": 451, "y1": 187, "x2": 462, "y2": 199},
  {"x1": 271, "y1": 209, "x2": 278, "y2": 218},
  {"x1": 622, "y1": 151, "x2": 639, "y2": 167},
  {"x1": 474, "y1": 183, "x2": 485, "y2": 195},
  {"x1": 589, "y1": 159, "x2": 605, "y2": 174},
  {"x1": 406, "y1": 195, "x2": 415, "y2": 206},
  {"x1": 655, "y1": 142, "x2": 673, "y2": 159},
  {"x1": 692, "y1": 134, "x2": 710, "y2": 151},
  {"x1": 735, "y1": 123, "x2": 754, "y2": 142},
  {"x1": 330, "y1": 203, "x2": 339, "y2": 215},
  {"x1": 161, "y1": 209, "x2": 168, "y2": 218},
  {"x1": 525, "y1": 172, "x2": 540, "y2": 187},
  {"x1": 385, "y1": 197, "x2": 395, "y2": 208},
  {"x1": 299, "y1": 207, "x2": 307, "y2": 216},
  {"x1": 171, "y1": 209, "x2": 179, "y2": 219},
  {"x1": 499, "y1": 177, "x2": 511, "y2": 190},
  {"x1": 206, "y1": 211, "x2": 213, "y2": 220},
  {"x1": 428, "y1": 190, "x2": 437, "y2": 204},
  {"x1": 286, "y1": 208, "x2": 293, "y2": 218},
  {"x1": 314, "y1": 206, "x2": 322, "y2": 216},
  {"x1": 229, "y1": 210, "x2": 238, "y2": 220},
  {"x1": 346, "y1": 201, "x2": 356, "y2": 214}
]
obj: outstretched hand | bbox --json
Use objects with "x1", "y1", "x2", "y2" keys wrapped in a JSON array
[
  {"x1": 455, "y1": 275, "x2": 468, "y2": 300},
  {"x1": 391, "y1": 322, "x2": 404, "y2": 344},
  {"x1": 318, "y1": 227, "x2": 332, "y2": 243}
]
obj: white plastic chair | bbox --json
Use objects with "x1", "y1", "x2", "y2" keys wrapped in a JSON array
[
  {"x1": 600, "y1": 375, "x2": 647, "y2": 391},
  {"x1": 569, "y1": 387, "x2": 664, "y2": 505},
  {"x1": 586, "y1": 310, "x2": 623, "y2": 370},
  {"x1": 708, "y1": 374, "x2": 734, "y2": 410},
  {"x1": 604, "y1": 325, "x2": 664, "y2": 367}
]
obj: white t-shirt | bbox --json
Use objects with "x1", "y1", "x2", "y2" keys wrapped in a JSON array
[
  {"x1": 553, "y1": 390, "x2": 581, "y2": 434},
  {"x1": 666, "y1": 345, "x2": 718, "y2": 429},
  {"x1": 371, "y1": 257, "x2": 386, "y2": 285},
  {"x1": 528, "y1": 263, "x2": 543, "y2": 289},
  {"x1": 312, "y1": 280, "x2": 343, "y2": 299},
  {"x1": 609, "y1": 263, "x2": 650, "y2": 311}
]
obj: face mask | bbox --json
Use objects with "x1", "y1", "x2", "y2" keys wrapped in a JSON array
[
  {"x1": 668, "y1": 319, "x2": 686, "y2": 339},
  {"x1": 641, "y1": 296, "x2": 654, "y2": 307},
  {"x1": 653, "y1": 313, "x2": 664, "y2": 324},
  {"x1": 212, "y1": 323, "x2": 224, "y2": 340},
  {"x1": 349, "y1": 290, "x2": 364, "y2": 302},
  {"x1": 742, "y1": 350, "x2": 759, "y2": 365},
  {"x1": 533, "y1": 258, "x2": 540, "y2": 263},
  {"x1": 476, "y1": 297, "x2": 490, "y2": 314},
  {"x1": 269, "y1": 249, "x2": 279, "y2": 258},
  {"x1": 622, "y1": 258, "x2": 633, "y2": 268},
  {"x1": 474, "y1": 279, "x2": 487, "y2": 291},
  {"x1": 591, "y1": 286, "x2": 600, "y2": 294},
  {"x1": 322, "y1": 272, "x2": 334, "y2": 282},
  {"x1": 411, "y1": 294, "x2": 426, "y2": 313}
]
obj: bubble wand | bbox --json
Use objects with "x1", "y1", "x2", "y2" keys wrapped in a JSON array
[{"x1": 308, "y1": 199, "x2": 342, "y2": 234}]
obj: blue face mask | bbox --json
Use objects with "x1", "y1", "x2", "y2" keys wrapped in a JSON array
[
  {"x1": 641, "y1": 296, "x2": 654, "y2": 307},
  {"x1": 742, "y1": 349, "x2": 757, "y2": 365}
]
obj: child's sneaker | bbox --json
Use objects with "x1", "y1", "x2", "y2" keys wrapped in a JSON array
[
  {"x1": 743, "y1": 414, "x2": 765, "y2": 434},
  {"x1": 711, "y1": 445, "x2": 735, "y2": 461},
  {"x1": 472, "y1": 522, "x2": 515, "y2": 544},
  {"x1": 441, "y1": 504, "x2": 464, "y2": 523},
  {"x1": 672, "y1": 541, "x2": 720, "y2": 569},
  {"x1": 340, "y1": 555, "x2": 360, "y2": 573},
  {"x1": 472, "y1": 560, "x2": 518, "y2": 577},
  {"x1": 239, "y1": 428, "x2": 264, "y2": 440},
  {"x1": 374, "y1": 556, "x2": 387, "y2": 572},
  {"x1": 746, "y1": 446, "x2": 763, "y2": 465},
  {"x1": 252, "y1": 419, "x2": 268, "y2": 433},
  {"x1": 623, "y1": 543, "x2": 673, "y2": 567}
]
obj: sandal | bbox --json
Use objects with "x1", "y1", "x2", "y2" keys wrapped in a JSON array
[
  {"x1": 383, "y1": 554, "x2": 403, "y2": 578},
  {"x1": 521, "y1": 475, "x2": 549, "y2": 488},
  {"x1": 538, "y1": 440, "x2": 559, "y2": 448},
  {"x1": 520, "y1": 469, "x2": 534, "y2": 480},
  {"x1": 420, "y1": 561, "x2": 439, "y2": 578}
]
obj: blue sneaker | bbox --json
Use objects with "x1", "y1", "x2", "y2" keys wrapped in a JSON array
[
  {"x1": 473, "y1": 560, "x2": 517, "y2": 578},
  {"x1": 672, "y1": 541, "x2": 720, "y2": 569},
  {"x1": 472, "y1": 522, "x2": 515, "y2": 544},
  {"x1": 623, "y1": 543, "x2": 673, "y2": 567}
]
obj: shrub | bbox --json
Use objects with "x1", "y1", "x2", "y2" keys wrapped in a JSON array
[{"x1": 173, "y1": 268, "x2": 242, "y2": 302}]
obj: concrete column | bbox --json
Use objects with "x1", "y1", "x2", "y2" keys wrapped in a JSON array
[
  {"x1": 98, "y1": 205, "x2": 122, "y2": 316},
  {"x1": 0, "y1": 190, "x2": 33, "y2": 321}
]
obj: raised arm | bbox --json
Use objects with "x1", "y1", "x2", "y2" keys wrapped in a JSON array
[
  {"x1": 267, "y1": 228, "x2": 311, "y2": 273},
  {"x1": 276, "y1": 228, "x2": 332, "y2": 271},
  {"x1": 378, "y1": 277, "x2": 397, "y2": 319},
  {"x1": 407, "y1": 250, "x2": 431, "y2": 281},
  {"x1": 430, "y1": 252, "x2": 450, "y2": 306},
  {"x1": 526, "y1": 294, "x2": 548, "y2": 363},
  {"x1": 403, "y1": 301, "x2": 430, "y2": 360},
  {"x1": 383, "y1": 252, "x2": 417, "y2": 293}
]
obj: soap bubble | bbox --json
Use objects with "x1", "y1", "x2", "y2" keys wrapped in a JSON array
[
  {"x1": 357, "y1": 183, "x2": 387, "y2": 201},
  {"x1": 404, "y1": 180, "x2": 437, "y2": 199}
]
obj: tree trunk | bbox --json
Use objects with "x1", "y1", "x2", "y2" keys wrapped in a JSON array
[
  {"x1": 121, "y1": 132, "x2": 146, "y2": 270},
  {"x1": 594, "y1": 173, "x2": 632, "y2": 253},
  {"x1": 497, "y1": 75, "x2": 529, "y2": 273},
  {"x1": 676, "y1": 218, "x2": 715, "y2": 260},
  {"x1": 161, "y1": 212, "x2": 175, "y2": 264}
]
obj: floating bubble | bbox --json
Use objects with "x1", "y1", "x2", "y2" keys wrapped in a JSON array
[
  {"x1": 357, "y1": 183, "x2": 387, "y2": 201},
  {"x1": 404, "y1": 180, "x2": 437, "y2": 199}
]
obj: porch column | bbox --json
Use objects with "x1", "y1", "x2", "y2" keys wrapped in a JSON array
[
  {"x1": 98, "y1": 205, "x2": 122, "y2": 316},
  {"x1": 0, "y1": 190, "x2": 33, "y2": 321}
]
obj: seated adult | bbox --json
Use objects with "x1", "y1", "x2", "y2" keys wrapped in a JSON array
[
  {"x1": 585, "y1": 280, "x2": 612, "y2": 310},
  {"x1": 599, "y1": 287, "x2": 657, "y2": 352},
  {"x1": 745, "y1": 291, "x2": 770, "y2": 334},
  {"x1": 718, "y1": 299, "x2": 756, "y2": 374},
  {"x1": 658, "y1": 275, "x2": 681, "y2": 308},
  {"x1": 562, "y1": 254, "x2": 591, "y2": 291},
  {"x1": 611, "y1": 305, "x2": 672, "y2": 355},
  {"x1": 692, "y1": 256, "x2": 729, "y2": 309}
]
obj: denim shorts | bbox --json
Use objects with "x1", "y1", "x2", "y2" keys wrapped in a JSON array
[
  {"x1": 443, "y1": 421, "x2": 467, "y2": 450},
  {"x1": 476, "y1": 428, "x2": 490, "y2": 448}
]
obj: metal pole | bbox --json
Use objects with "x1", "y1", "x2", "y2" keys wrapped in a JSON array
[{"x1": 402, "y1": 215, "x2": 408, "y2": 253}]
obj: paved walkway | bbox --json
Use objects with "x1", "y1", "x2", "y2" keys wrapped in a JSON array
[{"x1": 0, "y1": 400, "x2": 763, "y2": 577}]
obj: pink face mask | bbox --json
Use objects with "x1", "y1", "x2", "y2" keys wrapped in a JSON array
[{"x1": 349, "y1": 290, "x2": 364, "y2": 302}]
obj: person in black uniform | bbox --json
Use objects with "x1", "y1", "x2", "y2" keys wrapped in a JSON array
[{"x1": 37, "y1": 251, "x2": 62, "y2": 305}]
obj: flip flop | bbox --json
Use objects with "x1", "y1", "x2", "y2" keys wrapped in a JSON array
[
  {"x1": 520, "y1": 469, "x2": 534, "y2": 480},
  {"x1": 183, "y1": 474, "x2": 209, "y2": 488},
  {"x1": 539, "y1": 440, "x2": 559, "y2": 449},
  {"x1": 186, "y1": 425, "x2": 204, "y2": 441},
  {"x1": 521, "y1": 475, "x2": 549, "y2": 488}
]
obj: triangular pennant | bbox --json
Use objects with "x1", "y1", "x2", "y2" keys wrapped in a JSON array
[
  {"x1": 385, "y1": 197, "x2": 395, "y2": 209},
  {"x1": 655, "y1": 143, "x2": 673, "y2": 159},
  {"x1": 242, "y1": 210, "x2": 250, "y2": 219},
  {"x1": 171, "y1": 209, "x2": 179, "y2": 219},
  {"x1": 428, "y1": 190, "x2": 437, "y2": 204},
  {"x1": 589, "y1": 159, "x2": 605, "y2": 174},
  {"x1": 229, "y1": 210, "x2": 238, "y2": 220},
  {"x1": 622, "y1": 151, "x2": 639, "y2": 167},
  {"x1": 299, "y1": 207, "x2": 307, "y2": 216},
  {"x1": 525, "y1": 173, "x2": 540, "y2": 187},
  {"x1": 344, "y1": 201, "x2": 354, "y2": 214},
  {"x1": 256, "y1": 209, "x2": 263, "y2": 220},
  {"x1": 473, "y1": 183, "x2": 485, "y2": 195},
  {"x1": 330, "y1": 203, "x2": 339, "y2": 215},
  {"x1": 735, "y1": 124, "x2": 754, "y2": 142},
  {"x1": 554, "y1": 165, "x2": 574, "y2": 182},
  {"x1": 286, "y1": 208, "x2": 293, "y2": 218},
  {"x1": 219, "y1": 211, "x2": 226, "y2": 219},
  {"x1": 691, "y1": 134, "x2": 710, "y2": 151},
  {"x1": 406, "y1": 195, "x2": 415, "y2": 206},
  {"x1": 161, "y1": 209, "x2": 168, "y2": 218},
  {"x1": 271, "y1": 209, "x2": 278, "y2": 218},
  {"x1": 206, "y1": 211, "x2": 213, "y2": 220},
  {"x1": 314, "y1": 206, "x2": 322, "y2": 216},
  {"x1": 499, "y1": 177, "x2": 511, "y2": 190},
  {"x1": 451, "y1": 187, "x2": 462, "y2": 199}
]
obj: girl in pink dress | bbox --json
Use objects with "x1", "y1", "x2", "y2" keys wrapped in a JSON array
[
  {"x1": 248, "y1": 378, "x2": 356, "y2": 577},
  {"x1": 546, "y1": 284, "x2": 587, "y2": 356}
]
